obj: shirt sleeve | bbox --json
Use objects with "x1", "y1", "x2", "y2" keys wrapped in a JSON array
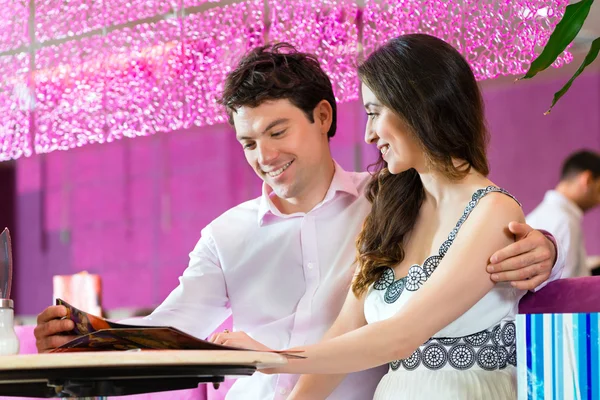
[
  {"x1": 118, "y1": 225, "x2": 231, "y2": 339},
  {"x1": 531, "y1": 215, "x2": 584, "y2": 292},
  {"x1": 530, "y1": 229, "x2": 564, "y2": 292}
]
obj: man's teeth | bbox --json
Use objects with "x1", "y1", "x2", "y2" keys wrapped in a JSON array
[
  {"x1": 380, "y1": 145, "x2": 389, "y2": 155},
  {"x1": 267, "y1": 162, "x2": 292, "y2": 177}
]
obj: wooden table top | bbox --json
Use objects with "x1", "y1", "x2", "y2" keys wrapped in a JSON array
[{"x1": 0, "y1": 350, "x2": 288, "y2": 371}]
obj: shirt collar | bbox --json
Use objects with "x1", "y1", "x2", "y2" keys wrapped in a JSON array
[
  {"x1": 544, "y1": 190, "x2": 583, "y2": 220},
  {"x1": 257, "y1": 161, "x2": 360, "y2": 226}
]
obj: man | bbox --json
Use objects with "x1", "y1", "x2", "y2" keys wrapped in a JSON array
[
  {"x1": 35, "y1": 44, "x2": 563, "y2": 400},
  {"x1": 528, "y1": 150, "x2": 600, "y2": 278}
]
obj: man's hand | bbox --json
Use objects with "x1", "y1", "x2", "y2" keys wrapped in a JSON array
[
  {"x1": 487, "y1": 221, "x2": 556, "y2": 291},
  {"x1": 208, "y1": 330, "x2": 274, "y2": 352},
  {"x1": 34, "y1": 306, "x2": 78, "y2": 353}
]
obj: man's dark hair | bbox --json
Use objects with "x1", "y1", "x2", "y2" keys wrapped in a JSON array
[
  {"x1": 560, "y1": 150, "x2": 600, "y2": 181},
  {"x1": 220, "y1": 43, "x2": 337, "y2": 138}
]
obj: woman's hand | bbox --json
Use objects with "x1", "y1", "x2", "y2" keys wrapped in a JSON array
[
  {"x1": 208, "y1": 330, "x2": 281, "y2": 374},
  {"x1": 208, "y1": 330, "x2": 274, "y2": 352}
]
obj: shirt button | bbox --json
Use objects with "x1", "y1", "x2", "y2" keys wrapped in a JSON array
[
  {"x1": 307, "y1": 262, "x2": 314, "y2": 269},
  {"x1": 279, "y1": 387, "x2": 287, "y2": 395}
]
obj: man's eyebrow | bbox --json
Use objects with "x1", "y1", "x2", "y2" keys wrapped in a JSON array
[
  {"x1": 261, "y1": 118, "x2": 289, "y2": 134},
  {"x1": 236, "y1": 118, "x2": 290, "y2": 141}
]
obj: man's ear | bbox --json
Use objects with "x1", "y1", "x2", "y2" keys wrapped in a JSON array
[
  {"x1": 314, "y1": 100, "x2": 333, "y2": 136},
  {"x1": 579, "y1": 170, "x2": 593, "y2": 186}
]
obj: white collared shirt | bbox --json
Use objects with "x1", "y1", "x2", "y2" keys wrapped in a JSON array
[
  {"x1": 527, "y1": 190, "x2": 586, "y2": 278},
  {"x1": 132, "y1": 162, "x2": 386, "y2": 399}
]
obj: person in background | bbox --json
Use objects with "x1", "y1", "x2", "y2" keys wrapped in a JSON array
[{"x1": 528, "y1": 150, "x2": 600, "y2": 278}]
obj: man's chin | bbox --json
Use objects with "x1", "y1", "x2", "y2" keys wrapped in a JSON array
[{"x1": 270, "y1": 184, "x2": 297, "y2": 200}]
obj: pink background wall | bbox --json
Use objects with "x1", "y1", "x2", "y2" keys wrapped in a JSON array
[{"x1": 13, "y1": 72, "x2": 600, "y2": 315}]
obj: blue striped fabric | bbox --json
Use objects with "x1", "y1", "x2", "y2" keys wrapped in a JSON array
[{"x1": 517, "y1": 313, "x2": 600, "y2": 400}]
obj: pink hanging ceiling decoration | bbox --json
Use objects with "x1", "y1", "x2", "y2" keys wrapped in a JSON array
[
  {"x1": 0, "y1": 53, "x2": 31, "y2": 162},
  {"x1": 183, "y1": 0, "x2": 223, "y2": 9},
  {"x1": 362, "y1": 0, "x2": 571, "y2": 80},
  {"x1": 1, "y1": 0, "x2": 29, "y2": 52},
  {"x1": 183, "y1": 0, "x2": 264, "y2": 128},
  {"x1": 35, "y1": 0, "x2": 105, "y2": 42},
  {"x1": 0, "y1": 0, "x2": 570, "y2": 161},
  {"x1": 105, "y1": 0, "x2": 177, "y2": 28},
  {"x1": 33, "y1": 0, "x2": 263, "y2": 154},
  {"x1": 34, "y1": 35, "x2": 107, "y2": 153},
  {"x1": 103, "y1": 19, "x2": 184, "y2": 142},
  {"x1": 268, "y1": 0, "x2": 360, "y2": 102},
  {"x1": 35, "y1": 0, "x2": 183, "y2": 41}
]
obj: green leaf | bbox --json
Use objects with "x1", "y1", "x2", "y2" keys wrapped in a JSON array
[
  {"x1": 545, "y1": 37, "x2": 600, "y2": 114},
  {"x1": 521, "y1": 0, "x2": 594, "y2": 80}
]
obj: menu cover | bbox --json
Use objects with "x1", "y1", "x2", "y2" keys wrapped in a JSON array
[{"x1": 52, "y1": 298, "x2": 303, "y2": 358}]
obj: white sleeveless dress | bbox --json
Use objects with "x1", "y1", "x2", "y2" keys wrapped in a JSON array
[{"x1": 364, "y1": 187, "x2": 526, "y2": 400}]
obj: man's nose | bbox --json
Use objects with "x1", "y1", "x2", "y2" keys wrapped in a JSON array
[{"x1": 257, "y1": 142, "x2": 278, "y2": 165}]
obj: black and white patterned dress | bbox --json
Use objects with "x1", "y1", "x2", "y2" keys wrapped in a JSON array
[{"x1": 363, "y1": 187, "x2": 525, "y2": 400}]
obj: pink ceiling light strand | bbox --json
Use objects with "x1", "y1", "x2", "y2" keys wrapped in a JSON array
[
  {"x1": 268, "y1": 0, "x2": 360, "y2": 102},
  {"x1": 183, "y1": 0, "x2": 264, "y2": 128},
  {"x1": 33, "y1": 0, "x2": 263, "y2": 154},
  {"x1": 34, "y1": 35, "x2": 107, "y2": 153},
  {"x1": 0, "y1": 53, "x2": 31, "y2": 162},
  {"x1": 103, "y1": 18, "x2": 184, "y2": 142},
  {"x1": 35, "y1": 0, "x2": 105, "y2": 42},
  {"x1": 34, "y1": 0, "x2": 186, "y2": 42},
  {"x1": 0, "y1": 0, "x2": 570, "y2": 161},
  {"x1": 362, "y1": 0, "x2": 571, "y2": 81},
  {"x1": 0, "y1": 0, "x2": 29, "y2": 52}
]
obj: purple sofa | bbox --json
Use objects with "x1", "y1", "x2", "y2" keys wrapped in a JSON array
[{"x1": 519, "y1": 276, "x2": 600, "y2": 314}]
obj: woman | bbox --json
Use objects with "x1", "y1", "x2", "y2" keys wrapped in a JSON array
[{"x1": 211, "y1": 34, "x2": 525, "y2": 399}]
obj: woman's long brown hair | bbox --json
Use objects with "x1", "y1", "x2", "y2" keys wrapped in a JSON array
[{"x1": 352, "y1": 34, "x2": 490, "y2": 297}]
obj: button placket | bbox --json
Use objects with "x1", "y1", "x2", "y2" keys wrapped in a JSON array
[{"x1": 287, "y1": 215, "x2": 320, "y2": 348}]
